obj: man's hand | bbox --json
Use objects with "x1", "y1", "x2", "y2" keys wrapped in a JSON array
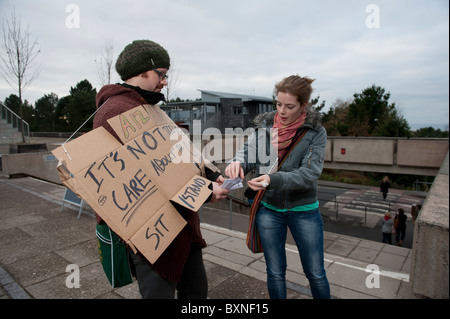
[
  {"x1": 209, "y1": 182, "x2": 229, "y2": 203},
  {"x1": 215, "y1": 175, "x2": 225, "y2": 185}
]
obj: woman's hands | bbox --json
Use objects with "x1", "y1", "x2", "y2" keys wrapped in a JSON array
[
  {"x1": 224, "y1": 161, "x2": 245, "y2": 180},
  {"x1": 247, "y1": 174, "x2": 270, "y2": 191},
  {"x1": 225, "y1": 161, "x2": 270, "y2": 191}
]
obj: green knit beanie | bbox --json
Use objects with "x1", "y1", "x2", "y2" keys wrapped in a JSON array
[{"x1": 115, "y1": 40, "x2": 170, "y2": 81}]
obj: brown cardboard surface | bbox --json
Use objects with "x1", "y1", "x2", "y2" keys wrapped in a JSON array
[{"x1": 51, "y1": 104, "x2": 213, "y2": 263}]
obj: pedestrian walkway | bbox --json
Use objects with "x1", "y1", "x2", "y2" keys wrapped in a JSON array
[
  {"x1": 0, "y1": 176, "x2": 425, "y2": 299},
  {"x1": 323, "y1": 187, "x2": 423, "y2": 220},
  {"x1": 317, "y1": 182, "x2": 424, "y2": 249}
]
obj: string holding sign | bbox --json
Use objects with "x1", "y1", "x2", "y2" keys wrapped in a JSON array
[{"x1": 61, "y1": 98, "x2": 111, "y2": 161}]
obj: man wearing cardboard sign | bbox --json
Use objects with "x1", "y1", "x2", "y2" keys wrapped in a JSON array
[{"x1": 92, "y1": 40, "x2": 228, "y2": 299}]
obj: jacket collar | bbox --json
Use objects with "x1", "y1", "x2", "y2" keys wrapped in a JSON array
[{"x1": 252, "y1": 107, "x2": 322, "y2": 131}]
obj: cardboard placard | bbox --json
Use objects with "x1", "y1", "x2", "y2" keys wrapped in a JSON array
[{"x1": 52, "y1": 104, "x2": 213, "y2": 264}]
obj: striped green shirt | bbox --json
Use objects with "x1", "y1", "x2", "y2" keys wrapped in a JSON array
[{"x1": 261, "y1": 200, "x2": 319, "y2": 212}]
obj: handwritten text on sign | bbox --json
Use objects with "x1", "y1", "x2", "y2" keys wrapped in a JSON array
[
  {"x1": 177, "y1": 177, "x2": 207, "y2": 209},
  {"x1": 82, "y1": 149, "x2": 159, "y2": 217},
  {"x1": 53, "y1": 104, "x2": 212, "y2": 264},
  {"x1": 131, "y1": 203, "x2": 187, "y2": 263}
]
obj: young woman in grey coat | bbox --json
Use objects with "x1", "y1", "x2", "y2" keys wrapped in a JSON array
[{"x1": 225, "y1": 75, "x2": 330, "y2": 299}]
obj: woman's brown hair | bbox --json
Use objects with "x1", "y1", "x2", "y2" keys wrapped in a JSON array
[{"x1": 274, "y1": 75, "x2": 315, "y2": 106}]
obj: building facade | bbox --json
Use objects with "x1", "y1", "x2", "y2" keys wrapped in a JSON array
[{"x1": 161, "y1": 90, "x2": 274, "y2": 133}]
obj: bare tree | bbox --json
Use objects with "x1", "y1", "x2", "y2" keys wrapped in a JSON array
[
  {"x1": 163, "y1": 60, "x2": 179, "y2": 103},
  {"x1": 0, "y1": 8, "x2": 41, "y2": 143},
  {"x1": 95, "y1": 39, "x2": 115, "y2": 87}
]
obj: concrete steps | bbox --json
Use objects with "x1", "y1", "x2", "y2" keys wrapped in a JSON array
[{"x1": 0, "y1": 118, "x2": 24, "y2": 144}]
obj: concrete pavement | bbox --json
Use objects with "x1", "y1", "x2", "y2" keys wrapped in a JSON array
[{"x1": 0, "y1": 175, "x2": 425, "y2": 300}]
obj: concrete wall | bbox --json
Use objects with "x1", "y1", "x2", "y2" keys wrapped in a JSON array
[
  {"x1": 215, "y1": 136, "x2": 448, "y2": 175},
  {"x1": 331, "y1": 139, "x2": 395, "y2": 165},
  {"x1": 207, "y1": 136, "x2": 448, "y2": 175},
  {"x1": 1, "y1": 151, "x2": 61, "y2": 184},
  {"x1": 410, "y1": 151, "x2": 449, "y2": 298},
  {"x1": 324, "y1": 137, "x2": 448, "y2": 175},
  {"x1": 2, "y1": 137, "x2": 447, "y2": 181},
  {"x1": 397, "y1": 139, "x2": 448, "y2": 168}
]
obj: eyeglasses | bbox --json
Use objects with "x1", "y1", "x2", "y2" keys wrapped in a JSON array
[{"x1": 152, "y1": 69, "x2": 168, "y2": 81}]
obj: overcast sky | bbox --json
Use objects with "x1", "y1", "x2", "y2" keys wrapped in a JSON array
[{"x1": 1, "y1": 0, "x2": 448, "y2": 129}]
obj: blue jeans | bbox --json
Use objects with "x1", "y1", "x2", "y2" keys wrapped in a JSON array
[{"x1": 256, "y1": 205, "x2": 330, "y2": 299}]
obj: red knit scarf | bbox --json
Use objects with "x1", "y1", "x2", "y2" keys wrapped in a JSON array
[{"x1": 271, "y1": 112, "x2": 306, "y2": 159}]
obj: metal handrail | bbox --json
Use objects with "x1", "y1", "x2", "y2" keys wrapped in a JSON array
[
  {"x1": 0, "y1": 102, "x2": 30, "y2": 140},
  {"x1": 412, "y1": 180, "x2": 433, "y2": 191},
  {"x1": 215, "y1": 190, "x2": 420, "y2": 230},
  {"x1": 317, "y1": 190, "x2": 337, "y2": 211}
]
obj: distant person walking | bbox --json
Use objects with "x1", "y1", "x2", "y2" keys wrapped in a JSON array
[
  {"x1": 381, "y1": 211, "x2": 394, "y2": 244},
  {"x1": 380, "y1": 176, "x2": 390, "y2": 200},
  {"x1": 394, "y1": 208, "x2": 407, "y2": 246}
]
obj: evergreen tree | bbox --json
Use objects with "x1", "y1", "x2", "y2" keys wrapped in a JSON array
[
  {"x1": 34, "y1": 93, "x2": 58, "y2": 132},
  {"x1": 64, "y1": 79, "x2": 97, "y2": 132},
  {"x1": 322, "y1": 85, "x2": 412, "y2": 137}
]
